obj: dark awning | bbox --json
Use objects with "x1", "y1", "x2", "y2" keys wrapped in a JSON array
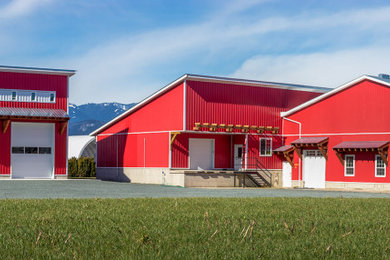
[
  {"x1": 273, "y1": 145, "x2": 294, "y2": 153},
  {"x1": 291, "y1": 137, "x2": 329, "y2": 145},
  {"x1": 0, "y1": 107, "x2": 69, "y2": 121},
  {"x1": 333, "y1": 141, "x2": 389, "y2": 150}
]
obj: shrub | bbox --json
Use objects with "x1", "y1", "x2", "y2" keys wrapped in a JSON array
[{"x1": 68, "y1": 157, "x2": 96, "y2": 178}]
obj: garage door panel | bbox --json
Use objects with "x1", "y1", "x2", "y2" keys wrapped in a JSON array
[
  {"x1": 189, "y1": 138, "x2": 214, "y2": 170},
  {"x1": 11, "y1": 123, "x2": 54, "y2": 179},
  {"x1": 303, "y1": 150, "x2": 326, "y2": 189}
]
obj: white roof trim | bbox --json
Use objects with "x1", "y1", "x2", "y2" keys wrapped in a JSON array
[
  {"x1": 90, "y1": 75, "x2": 187, "y2": 136},
  {"x1": 281, "y1": 75, "x2": 390, "y2": 117},
  {"x1": 0, "y1": 65, "x2": 76, "y2": 76},
  {"x1": 90, "y1": 74, "x2": 331, "y2": 136}
]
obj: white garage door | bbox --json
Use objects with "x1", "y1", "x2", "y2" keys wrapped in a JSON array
[
  {"x1": 189, "y1": 138, "x2": 214, "y2": 170},
  {"x1": 11, "y1": 123, "x2": 54, "y2": 179},
  {"x1": 303, "y1": 150, "x2": 326, "y2": 188}
]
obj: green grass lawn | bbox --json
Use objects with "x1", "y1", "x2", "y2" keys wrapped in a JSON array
[{"x1": 0, "y1": 198, "x2": 389, "y2": 259}]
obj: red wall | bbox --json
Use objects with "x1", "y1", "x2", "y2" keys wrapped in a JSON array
[
  {"x1": 97, "y1": 132, "x2": 169, "y2": 168},
  {"x1": 284, "y1": 79, "x2": 390, "y2": 183},
  {"x1": 100, "y1": 83, "x2": 184, "y2": 135},
  {"x1": 186, "y1": 80, "x2": 321, "y2": 131},
  {"x1": 0, "y1": 72, "x2": 68, "y2": 111}
]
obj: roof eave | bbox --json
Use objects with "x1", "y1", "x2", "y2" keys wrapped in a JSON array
[
  {"x1": 0, "y1": 65, "x2": 76, "y2": 77},
  {"x1": 90, "y1": 74, "x2": 189, "y2": 136}
]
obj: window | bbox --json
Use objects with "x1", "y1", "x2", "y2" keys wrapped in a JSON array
[
  {"x1": 12, "y1": 147, "x2": 24, "y2": 154},
  {"x1": 39, "y1": 147, "x2": 51, "y2": 154},
  {"x1": 0, "y1": 89, "x2": 56, "y2": 103},
  {"x1": 260, "y1": 138, "x2": 272, "y2": 156},
  {"x1": 344, "y1": 155, "x2": 355, "y2": 176},
  {"x1": 25, "y1": 147, "x2": 38, "y2": 154},
  {"x1": 375, "y1": 155, "x2": 386, "y2": 177}
]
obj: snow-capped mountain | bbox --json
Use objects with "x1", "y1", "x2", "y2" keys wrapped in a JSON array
[{"x1": 69, "y1": 102, "x2": 136, "y2": 135}]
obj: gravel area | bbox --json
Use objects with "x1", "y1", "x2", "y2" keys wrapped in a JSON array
[{"x1": 0, "y1": 180, "x2": 389, "y2": 199}]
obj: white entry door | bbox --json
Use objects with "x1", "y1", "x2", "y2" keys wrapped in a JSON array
[
  {"x1": 189, "y1": 138, "x2": 214, "y2": 170},
  {"x1": 303, "y1": 150, "x2": 326, "y2": 188},
  {"x1": 11, "y1": 123, "x2": 54, "y2": 179},
  {"x1": 234, "y1": 144, "x2": 243, "y2": 170},
  {"x1": 282, "y1": 161, "x2": 292, "y2": 187}
]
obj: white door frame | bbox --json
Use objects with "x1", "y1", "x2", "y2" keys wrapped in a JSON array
[
  {"x1": 10, "y1": 122, "x2": 55, "y2": 179},
  {"x1": 302, "y1": 149, "x2": 325, "y2": 188},
  {"x1": 234, "y1": 144, "x2": 244, "y2": 171},
  {"x1": 188, "y1": 138, "x2": 215, "y2": 170}
]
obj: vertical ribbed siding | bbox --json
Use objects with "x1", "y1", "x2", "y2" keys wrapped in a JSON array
[
  {"x1": 0, "y1": 72, "x2": 68, "y2": 111},
  {"x1": 186, "y1": 80, "x2": 321, "y2": 130},
  {"x1": 54, "y1": 122, "x2": 67, "y2": 175},
  {"x1": 0, "y1": 121, "x2": 10, "y2": 174}
]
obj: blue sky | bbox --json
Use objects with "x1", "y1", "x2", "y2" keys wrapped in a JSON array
[{"x1": 1, "y1": 0, "x2": 390, "y2": 104}]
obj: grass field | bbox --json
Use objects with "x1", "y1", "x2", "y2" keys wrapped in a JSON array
[{"x1": 0, "y1": 198, "x2": 389, "y2": 259}]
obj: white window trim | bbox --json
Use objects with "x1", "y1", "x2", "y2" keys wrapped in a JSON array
[
  {"x1": 259, "y1": 138, "x2": 272, "y2": 157},
  {"x1": 375, "y1": 154, "x2": 386, "y2": 178},
  {"x1": 0, "y1": 88, "x2": 56, "y2": 103},
  {"x1": 344, "y1": 154, "x2": 355, "y2": 177}
]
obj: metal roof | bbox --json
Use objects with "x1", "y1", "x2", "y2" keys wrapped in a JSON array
[
  {"x1": 282, "y1": 75, "x2": 390, "y2": 117},
  {"x1": 0, "y1": 65, "x2": 76, "y2": 76},
  {"x1": 0, "y1": 107, "x2": 69, "y2": 119},
  {"x1": 68, "y1": 135, "x2": 96, "y2": 159},
  {"x1": 273, "y1": 145, "x2": 294, "y2": 152},
  {"x1": 291, "y1": 137, "x2": 329, "y2": 145},
  {"x1": 333, "y1": 141, "x2": 389, "y2": 150},
  {"x1": 90, "y1": 74, "x2": 331, "y2": 136}
]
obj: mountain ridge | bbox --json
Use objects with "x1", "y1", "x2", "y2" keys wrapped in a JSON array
[{"x1": 69, "y1": 102, "x2": 136, "y2": 135}]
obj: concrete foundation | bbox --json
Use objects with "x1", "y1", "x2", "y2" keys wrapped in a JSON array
[
  {"x1": 0, "y1": 175, "x2": 10, "y2": 179},
  {"x1": 326, "y1": 181, "x2": 390, "y2": 191}
]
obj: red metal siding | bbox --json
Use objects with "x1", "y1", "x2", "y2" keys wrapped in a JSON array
[
  {"x1": 100, "y1": 83, "x2": 184, "y2": 135},
  {"x1": 0, "y1": 121, "x2": 10, "y2": 174},
  {"x1": 186, "y1": 80, "x2": 321, "y2": 131},
  {"x1": 247, "y1": 135, "x2": 283, "y2": 170},
  {"x1": 171, "y1": 133, "x2": 232, "y2": 169},
  {"x1": 54, "y1": 122, "x2": 67, "y2": 175},
  {"x1": 97, "y1": 132, "x2": 169, "y2": 168},
  {"x1": 284, "y1": 80, "x2": 390, "y2": 183},
  {"x1": 0, "y1": 72, "x2": 68, "y2": 111}
]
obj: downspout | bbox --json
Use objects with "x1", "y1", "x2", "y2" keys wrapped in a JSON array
[{"x1": 282, "y1": 117, "x2": 302, "y2": 187}]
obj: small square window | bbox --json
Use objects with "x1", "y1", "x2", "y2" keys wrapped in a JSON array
[
  {"x1": 39, "y1": 147, "x2": 51, "y2": 154},
  {"x1": 11, "y1": 91, "x2": 17, "y2": 101},
  {"x1": 25, "y1": 147, "x2": 38, "y2": 154},
  {"x1": 31, "y1": 92, "x2": 36, "y2": 101},
  {"x1": 50, "y1": 93, "x2": 55, "y2": 102},
  {"x1": 12, "y1": 147, "x2": 24, "y2": 154}
]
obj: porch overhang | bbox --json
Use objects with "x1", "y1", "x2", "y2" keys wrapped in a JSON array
[
  {"x1": 291, "y1": 137, "x2": 329, "y2": 160},
  {"x1": 0, "y1": 108, "x2": 69, "y2": 134},
  {"x1": 333, "y1": 141, "x2": 390, "y2": 166},
  {"x1": 273, "y1": 145, "x2": 294, "y2": 167}
]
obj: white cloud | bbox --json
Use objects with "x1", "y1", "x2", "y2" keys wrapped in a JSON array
[
  {"x1": 231, "y1": 47, "x2": 390, "y2": 88},
  {"x1": 0, "y1": 0, "x2": 54, "y2": 19},
  {"x1": 59, "y1": 3, "x2": 390, "y2": 104}
]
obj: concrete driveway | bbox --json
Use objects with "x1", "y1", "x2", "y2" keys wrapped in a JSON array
[{"x1": 0, "y1": 180, "x2": 389, "y2": 199}]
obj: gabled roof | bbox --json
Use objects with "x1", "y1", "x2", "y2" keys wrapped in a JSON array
[
  {"x1": 90, "y1": 74, "x2": 331, "y2": 136},
  {"x1": 0, "y1": 65, "x2": 76, "y2": 76},
  {"x1": 291, "y1": 137, "x2": 329, "y2": 145},
  {"x1": 333, "y1": 141, "x2": 389, "y2": 150},
  {"x1": 281, "y1": 75, "x2": 390, "y2": 117}
]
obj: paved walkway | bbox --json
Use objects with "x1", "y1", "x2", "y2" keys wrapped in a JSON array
[{"x1": 0, "y1": 180, "x2": 389, "y2": 199}]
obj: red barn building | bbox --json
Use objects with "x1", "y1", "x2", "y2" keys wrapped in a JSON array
[
  {"x1": 280, "y1": 74, "x2": 390, "y2": 191},
  {"x1": 91, "y1": 74, "x2": 329, "y2": 187},
  {"x1": 0, "y1": 65, "x2": 75, "y2": 179}
]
